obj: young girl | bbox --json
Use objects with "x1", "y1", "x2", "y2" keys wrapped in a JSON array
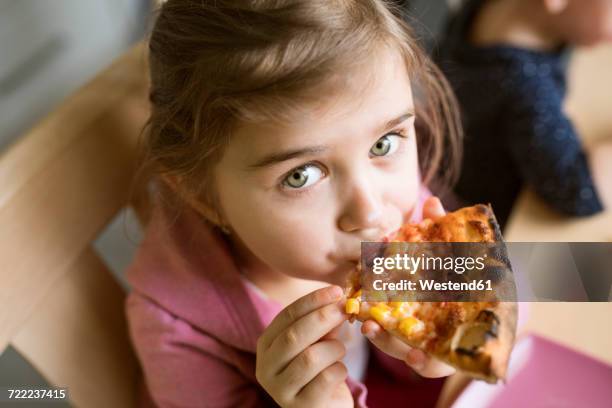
[{"x1": 125, "y1": 1, "x2": 462, "y2": 406}]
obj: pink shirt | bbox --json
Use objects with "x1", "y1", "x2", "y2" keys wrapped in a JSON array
[{"x1": 125, "y1": 187, "x2": 431, "y2": 407}]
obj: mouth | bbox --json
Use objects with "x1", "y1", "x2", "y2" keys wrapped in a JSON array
[
  {"x1": 333, "y1": 224, "x2": 405, "y2": 265},
  {"x1": 336, "y1": 242, "x2": 390, "y2": 266},
  {"x1": 335, "y1": 259, "x2": 359, "y2": 270}
]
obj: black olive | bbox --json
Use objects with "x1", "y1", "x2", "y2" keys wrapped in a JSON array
[
  {"x1": 476, "y1": 310, "x2": 500, "y2": 325},
  {"x1": 476, "y1": 310, "x2": 499, "y2": 338},
  {"x1": 486, "y1": 326, "x2": 498, "y2": 338},
  {"x1": 455, "y1": 347, "x2": 479, "y2": 357}
]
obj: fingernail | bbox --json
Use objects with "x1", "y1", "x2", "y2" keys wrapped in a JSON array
[
  {"x1": 406, "y1": 350, "x2": 425, "y2": 370},
  {"x1": 411, "y1": 360, "x2": 425, "y2": 371},
  {"x1": 364, "y1": 327, "x2": 378, "y2": 339},
  {"x1": 329, "y1": 285, "x2": 343, "y2": 300}
]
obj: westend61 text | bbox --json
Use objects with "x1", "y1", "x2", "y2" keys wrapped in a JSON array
[{"x1": 372, "y1": 279, "x2": 493, "y2": 291}]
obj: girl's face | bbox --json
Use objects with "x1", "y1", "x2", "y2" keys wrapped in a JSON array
[{"x1": 213, "y1": 50, "x2": 420, "y2": 285}]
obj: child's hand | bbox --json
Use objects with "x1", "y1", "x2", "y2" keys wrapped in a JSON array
[
  {"x1": 361, "y1": 196, "x2": 456, "y2": 378},
  {"x1": 256, "y1": 286, "x2": 353, "y2": 408},
  {"x1": 360, "y1": 320, "x2": 456, "y2": 378}
]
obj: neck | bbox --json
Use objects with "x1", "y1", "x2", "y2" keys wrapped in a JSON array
[{"x1": 470, "y1": 0, "x2": 564, "y2": 51}]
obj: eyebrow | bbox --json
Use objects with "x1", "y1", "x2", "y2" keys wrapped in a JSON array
[
  {"x1": 382, "y1": 111, "x2": 415, "y2": 132},
  {"x1": 247, "y1": 111, "x2": 415, "y2": 170},
  {"x1": 247, "y1": 145, "x2": 328, "y2": 169}
]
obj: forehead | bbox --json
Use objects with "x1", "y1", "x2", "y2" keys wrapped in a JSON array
[{"x1": 228, "y1": 49, "x2": 414, "y2": 154}]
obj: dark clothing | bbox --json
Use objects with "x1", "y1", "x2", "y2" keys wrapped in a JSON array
[{"x1": 434, "y1": 0, "x2": 603, "y2": 228}]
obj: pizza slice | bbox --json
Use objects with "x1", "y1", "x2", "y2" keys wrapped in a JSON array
[{"x1": 345, "y1": 204, "x2": 517, "y2": 383}]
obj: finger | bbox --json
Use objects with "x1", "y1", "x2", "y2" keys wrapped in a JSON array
[
  {"x1": 422, "y1": 196, "x2": 446, "y2": 220},
  {"x1": 361, "y1": 320, "x2": 412, "y2": 360},
  {"x1": 321, "y1": 322, "x2": 344, "y2": 341},
  {"x1": 362, "y1": 321, "x2": 456, "y2": 378},
  {"x1": 278, "y1": 339, "x2": 346, "y2": 398},
  {"x1": 267, "y1": 302, "x2": 348, "y2": 373},
  {"x1": 405, "y1": 349, "x2": 456, "y2": 378},
  {"x1": 296, "y1": 362, "x2": 348, "y2": 405},
  {"x1": 257, "y1": 285, "x2": 343, "y2": 351}
]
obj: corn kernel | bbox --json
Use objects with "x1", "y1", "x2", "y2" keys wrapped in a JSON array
[
  {"x1": 374, "y1": 302, "x2": 392, "y2": 311},
  {"x1": 398, "y1": 317, "x2": 420, "y2": 337},
  {"x1": 345, "y1": 298, "x2": 360, "y2": 315},
  {"x1": 370, "y1": 305, "x2": 390, "y2": 324},
  {"x1": 353, "y1": 289, "x2": 362, "y2": 299},
  {"x1": 389, "y1": 301, "x2": 405, "y2": 308},
  {"x1": 391, "y1": 307, "x2": 406, "y2": 318}
]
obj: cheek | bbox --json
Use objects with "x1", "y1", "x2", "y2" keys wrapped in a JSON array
[
  {"x1": 218, "y1": 179, "x2": 337, "y2": 276},
  {"x1": 242, "y1": 216, "x2": 330, "y2": 274},
  {"x1": 381, "y1": 137, "x2": 421, "y2": 223}
]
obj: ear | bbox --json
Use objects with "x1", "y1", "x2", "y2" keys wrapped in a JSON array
[
  {"x1": 161, "y1": 174, "x2": 225, "y2": 226},
  {"x1": 543, "y1": 0, "x2": 569, "y2": 14}
]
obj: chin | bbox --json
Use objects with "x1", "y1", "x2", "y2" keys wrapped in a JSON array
[
  {"x1": 324, "y1": 273, "x2": 348, "y2": 287},
  {"x1": 291, "y1": 261, "x2": 357, "y2": 286},
  {"x1": 328, "y1": 262, "x2": 359, "y2": 286}
]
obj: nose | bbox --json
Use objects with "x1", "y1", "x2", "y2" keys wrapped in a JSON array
[{"x1": 338, "y1": 179, "x2": 385, "y2": 235}]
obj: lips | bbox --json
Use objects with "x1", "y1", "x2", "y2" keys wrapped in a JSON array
[{"x1": 337, "y1": 235, "x2": 396, "y2": 263}]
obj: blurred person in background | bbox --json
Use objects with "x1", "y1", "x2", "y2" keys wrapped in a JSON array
[{"x1": 435, "y1": 0, "x2": 612, "y2": 228}]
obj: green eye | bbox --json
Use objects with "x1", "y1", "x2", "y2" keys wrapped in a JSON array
[
  {"x1": 283, "y1": 165, "x2": 324, "y2": 189},
  {"x1": 370, "y1": 135, "x2": 400, "y2": 157}
]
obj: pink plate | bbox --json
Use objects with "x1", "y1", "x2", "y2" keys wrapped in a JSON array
[{"x1": 452, "y1": 334, "x2": 612, "y2": 408}]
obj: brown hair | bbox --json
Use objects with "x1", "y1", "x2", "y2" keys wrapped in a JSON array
[{"x1": 135, "y1": 0, "x2": 462, "y2": 219}]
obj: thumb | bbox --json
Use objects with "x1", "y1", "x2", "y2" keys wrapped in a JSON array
[
  {"x1": 361, "y1": 320, "x2": 411, "y2": 360},
  {"x1": 422, "y1": 196, "x2": 446, "y2": 220},
  {"x1": 405, "y1": 349, "x2": 456, "y2": 378}
]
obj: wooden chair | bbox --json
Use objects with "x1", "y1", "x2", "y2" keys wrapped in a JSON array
[{"x1": 0, "y1": 42, "x2": 151, "y2": 408}]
